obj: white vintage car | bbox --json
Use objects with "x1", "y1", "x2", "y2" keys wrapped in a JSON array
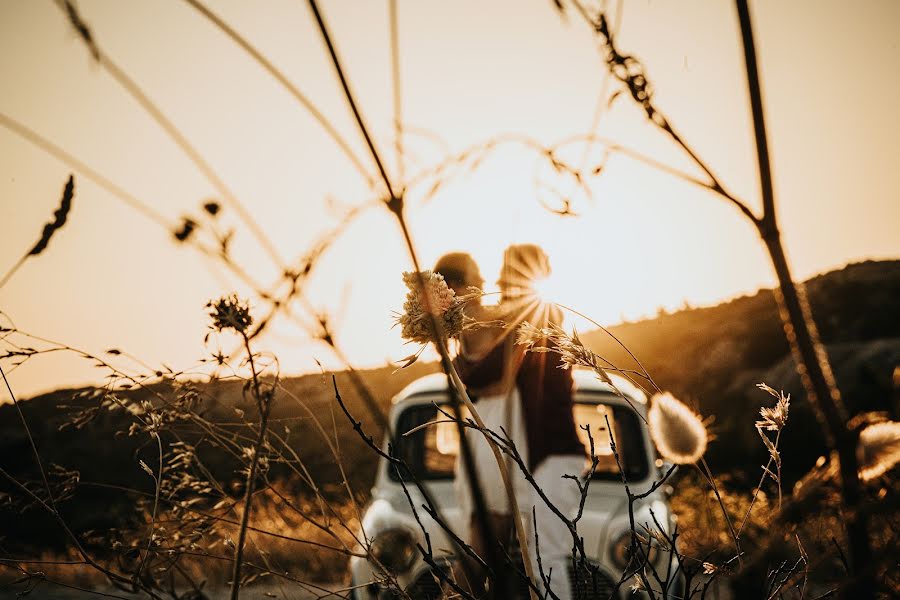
[{"x1": 349, "y1": 369, "x2": 677, "y2": 600}]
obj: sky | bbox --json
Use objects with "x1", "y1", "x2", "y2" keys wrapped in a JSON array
[{"x1": 1, "y1": 0, "x2": 898, "y2": 399}]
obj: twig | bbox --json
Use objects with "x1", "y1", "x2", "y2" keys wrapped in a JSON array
[
  {"x1": 603, "y1": 415, "x2": 657, "y2": 599},
  {"x1": 389, "y1": 0, "x2": 405, "y2": 184},
  {"x1": 734, "y1": 0, "x2": 870, "y2": 589},
  {"x1": 830, "y1": 536, "x2": 849, "y2": 576},
  {"x1": 571, "y1": 3, "x2": 759, "y2": 224},
  {"x1": 180, "y1": 0, "x2": 376, "y2": 189},
  {"x1": 307, "y1": 0, "x2": 397, "y2": 202}
]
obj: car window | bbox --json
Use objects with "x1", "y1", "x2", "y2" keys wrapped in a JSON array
[
  {"x1": 392, "y1": 401, "x2": 457, "y2": 481},
  {"x1": 572, "y1": 398, "x2": 649, "y2": 480},
  {"x1": 390, "y1": 394, "x2": 649, "y2": 482}
]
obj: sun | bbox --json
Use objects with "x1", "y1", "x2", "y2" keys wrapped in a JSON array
[{"x1": 531, "y1": 271, "x2": 565, "y2": 306}]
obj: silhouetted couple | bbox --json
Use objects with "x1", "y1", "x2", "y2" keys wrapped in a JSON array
[{"x1": 435, "y1": 245, "x2": 586, "y2": 600}]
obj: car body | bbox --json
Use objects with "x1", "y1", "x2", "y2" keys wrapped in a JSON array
[{"x1": 350, "y1": 369, "x2": 677, "y2": 599}]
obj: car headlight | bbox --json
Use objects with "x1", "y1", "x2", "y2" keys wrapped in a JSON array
[
  {"x1": 609, "y1": 530, "x2": 659, "y2": 571},
  {"x1": 369, "y1": 528, "x2": 418, "y2": 573}
]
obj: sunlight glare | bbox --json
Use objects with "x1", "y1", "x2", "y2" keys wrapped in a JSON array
[{"x1": 531, "y1": 271, "x2": 563, "y2": 306}]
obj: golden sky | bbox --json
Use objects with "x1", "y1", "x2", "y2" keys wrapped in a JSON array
[{"x1": 1, "y1": 0, "x2": 898, "y2": 398}]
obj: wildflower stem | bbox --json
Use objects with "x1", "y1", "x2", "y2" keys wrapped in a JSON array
[
  {"x1": 310, "y1": 0, "x2": 535, "y2": 590},
  {"x1": 738, "y1": 428, "x2": 782, "y2": 537},
  {"x1": 575, "y1": 0, "x2": 873, "y2": 584},
  {"x1": 0, "y1": 174, "x2": 73, "y2": 288},
  {"x1": 1, "y1": 362, "x2": 57, "y2": 514},
  {"x1": 574, "y1": 5, "x2": 759, "y2": 224},
  {"x1": 0, "y1": 111, "x2": 173, "y2": 229},
  {"x1": 79, "y1": 480, "x2": 364, "y2": 555},
  {"x1": 0, "y1": 465, "x2": 140, "y2": 591},
  {"x1": 775, "y1": 430, "x2": 783, "y2": 510},
  {"x1": 307, "y1": 1, "x2": 534, "y2": 591},
  {"x1": 604, "y1": 415, "x2": 657, "y2": 598},
  {"x1": 229, "y1": 333, "x2": 272, "y2": 600}
]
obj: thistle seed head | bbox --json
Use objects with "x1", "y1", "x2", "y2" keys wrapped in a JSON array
[{"x1": 207, "y1": 294, "x2": 252, "y2": 334}]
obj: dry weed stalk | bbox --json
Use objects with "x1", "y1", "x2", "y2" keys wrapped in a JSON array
[{"x1": 206, "y1": 296, "x2": 276, "y2": 600}]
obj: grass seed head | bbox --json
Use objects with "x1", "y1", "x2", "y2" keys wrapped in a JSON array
[
  {"x1": 756, "y1": 383, "x2": 790, "y2": 431},
  {"x1": 649, "y1": 392, "x2": 708, "y2": 465},
  {"x1": 857, "y1": 420, "x2": 900, "y2": 482},
  {"x1": 516, "y1": 321, "x2": 545, "y2": 347}
]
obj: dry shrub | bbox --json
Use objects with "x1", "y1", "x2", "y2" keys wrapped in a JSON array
[{"x1": 670, "y1": 471, "x2": 769, "y2": 561}]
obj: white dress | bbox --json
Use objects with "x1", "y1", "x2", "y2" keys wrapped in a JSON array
[
  {"x1": 452, "y1": 389, "x2": 582, "y2": 600},
  {"x1": 453, "y1": 387, "x2": 531, "y2": 520}
]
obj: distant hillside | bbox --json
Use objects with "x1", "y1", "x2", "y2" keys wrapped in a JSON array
[
  {"x1": 580, "y1": 259, "x2": 900, "y2": 481},
  {"x1": 1, "y1": 260, "x2": 896, "y2": 556}
]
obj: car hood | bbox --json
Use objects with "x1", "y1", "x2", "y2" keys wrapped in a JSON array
[{"x1": 367, "y1": 484, "x2": 633, "y2": 560}]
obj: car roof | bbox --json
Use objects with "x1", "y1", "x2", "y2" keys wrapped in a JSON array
[{"x1": 392, "y1": 368, "x2": 648, "y2": 406}]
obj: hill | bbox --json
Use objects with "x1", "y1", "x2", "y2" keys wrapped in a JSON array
[{"x1": 580, "y1": 259, "x2": 899, "y2": 481}]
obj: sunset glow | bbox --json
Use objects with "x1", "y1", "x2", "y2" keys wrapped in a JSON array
[{"x1": 0, "y1": 0, "x2": 897, "y2": 398}]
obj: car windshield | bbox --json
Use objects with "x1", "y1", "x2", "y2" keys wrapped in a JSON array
[{"x1": 390, "y1": 393, "x2": 650, "y2": 482}]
